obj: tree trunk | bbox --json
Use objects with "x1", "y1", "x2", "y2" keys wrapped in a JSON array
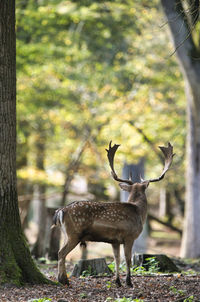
[
  {"x1": 31, "y1": 184, "x2": 47, "y2": 258},
  {"x1": 0, "y1": 1, "x2": 50, "y2": 285},
  {"x1": 46, "y1": 208, "x2": 60, "y2": 261},
  {"x1": 48, "y1": 139, "x2": 87, "y2": 260},
  {"x1": 120, "y1": 160, "x2": 148, "y2": 254},
  {"x1": 71, "y1": 258, "x2": 111, "y2": 277},
  {"x1": 161, "y1": 0, "x2": 200, "y2": 257},
  {"x1": 32, "y1": 135, "x2": 47, "y2": 258},
  {"x1": 181, "y1": 83, "x2": 200, "y2": 257},
  {"x1": 159, "y1": 187, "x2": 167, "y2": 217}
]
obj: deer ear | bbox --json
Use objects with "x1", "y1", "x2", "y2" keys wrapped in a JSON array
[{"x1": 119, "y1": 183, "x2": 132, "y2": 192}]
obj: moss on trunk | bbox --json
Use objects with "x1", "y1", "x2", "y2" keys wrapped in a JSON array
[{"x1": 0, "y1": 225, "x2": 53, "y2": 286}]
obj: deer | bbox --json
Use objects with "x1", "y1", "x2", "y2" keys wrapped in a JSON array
[{"x1": 52, "y1": 141, "x2": 174, "y2": 287}]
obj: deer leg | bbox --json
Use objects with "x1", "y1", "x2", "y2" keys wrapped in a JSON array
[
  {"x1": 58, "y1": 237, "x2": 79, "y2": 285},
  {"x1": 123, "y1": 240, "x2": 134, "y2": 287},
  {"x1": 112, "y1": 243, "x2": 121, "y2": 287}
]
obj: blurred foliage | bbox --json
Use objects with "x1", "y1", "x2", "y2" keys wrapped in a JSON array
[{"x1": 16, "y1": 0, "x2": 186, "y2": 209}]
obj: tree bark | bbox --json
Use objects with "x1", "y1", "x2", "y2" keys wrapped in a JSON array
[
  {"x1": 0, "y1": 0, "x2": 50, "y2": 285},
  {"x1": 161, "y1": 0, "x2": 200, "y2": 257},
  {"x1": 181, "y1": 82, "x2": 200, "y2": 257},
  {"x1": 71, "y1": 258, "x2": 111, "y2": 277}
]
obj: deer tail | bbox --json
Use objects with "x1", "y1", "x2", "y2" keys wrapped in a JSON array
[{"x1": 51, "y1": 208, "x2": 64, "y2": 229}]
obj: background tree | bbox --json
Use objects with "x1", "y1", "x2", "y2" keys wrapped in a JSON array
[
  {"x1": 16, "y1": 0, "x2": 186, "y2": 257},
  {"x1": 0, "y1": 0, "x2": 50, "y2": 285},
  {"x1": 161, "y1": 0, "x2": 200, "y2": 257}
]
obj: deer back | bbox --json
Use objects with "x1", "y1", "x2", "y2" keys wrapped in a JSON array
[{"x1": 54, "y1": 200, "x2": 144, "y2": 244}]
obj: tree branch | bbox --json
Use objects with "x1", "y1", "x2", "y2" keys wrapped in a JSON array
[
  {"x1": 128, "y1": 121, "x2": 163, "y2": 163},
  {"x1": 161, "y1": 0, "x2": 200, "y2": 113},
  {"x1": 187, "y1": 0, "x2": 199, "y2": 27},
  {"x1": 148, "y1": 214, "x2": 182, "y2": 235},
  {"x1": 61, "y1": 138, "x2": 89, "y2": 205},
  {"x1": 161, "y1": 0, "x2": 198, "y2": 75}
]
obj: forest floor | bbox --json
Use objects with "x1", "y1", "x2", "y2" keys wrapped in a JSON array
[{"x1": 0, "y1": 258, "x2": 200, "y2": 302}]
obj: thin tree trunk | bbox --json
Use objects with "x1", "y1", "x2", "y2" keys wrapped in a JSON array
[
  {"x1": 0, "y1": 0, "x2": 50, "y2": 285},
  {"x1": 32, "y1": 137, "x2": 47, "y2": 258},
  {"x1": 48, "y1": 139, "x2": 88, "y2": 260},
  {"x1": 46, "y1": 208, "x2": 60, "y2": 260},
  {"x1": 161, "y1": 0, "x2": 200, "y2": 257},
  {"x1": 31, "y1": 184, "x2": 47, "y2": 258},
  {"x1": 120, "y1": 160, "x2": 148, "y2": 254}
]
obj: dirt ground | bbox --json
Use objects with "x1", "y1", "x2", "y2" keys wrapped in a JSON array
[
  {"x1": 0, "y1": 259, "x2": 200, "y2": 302},
  {"x1": 1, "y1": 222, "x2": 199, "y2": 301}
]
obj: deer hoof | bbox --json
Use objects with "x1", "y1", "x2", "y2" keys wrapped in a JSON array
[
  {"x1": 58, "y1": 274, "x2": 69, "y2": 285},
  {"x1": 126, "y1": 277, "x2": 133, "y2": 287},
  {"x1": 115, "y1": 277, "x2": 122, "y2": 287}
]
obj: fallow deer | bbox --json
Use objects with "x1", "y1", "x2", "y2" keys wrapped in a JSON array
[{"x1": 52, "y1": 141, "x2": 174, "y2": 287}]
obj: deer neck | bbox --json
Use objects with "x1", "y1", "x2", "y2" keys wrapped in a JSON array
[{"x1": 127, "y1": 191, "x2": 147, "y2": 224}]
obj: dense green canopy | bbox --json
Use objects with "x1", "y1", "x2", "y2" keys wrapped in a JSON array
[{"x1": 16, "y1": 0, "x2": 185, "y2": 200}]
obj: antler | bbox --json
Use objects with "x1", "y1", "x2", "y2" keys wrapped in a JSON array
[
  {"x1": 106, "y1": 141, "x2": 133, "y2": 185},
  {"x1": 141, "y1": 142, "x2": 175, "y2": 183}
]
